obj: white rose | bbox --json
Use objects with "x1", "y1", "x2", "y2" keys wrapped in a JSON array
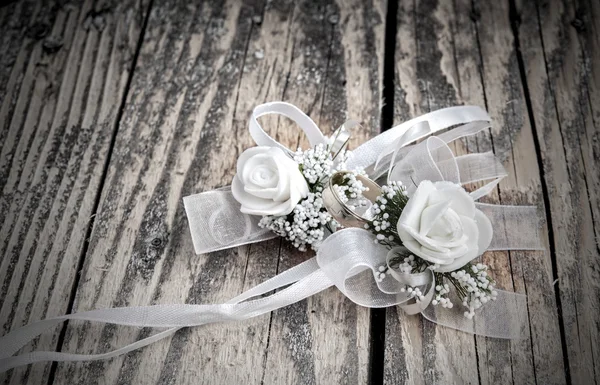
[
  {"x1": 231, "y1": 146, "x2": 309, "y2": 216},
  {"x1": 397, "y1": 181, "x2": 493, "y2": 272}
]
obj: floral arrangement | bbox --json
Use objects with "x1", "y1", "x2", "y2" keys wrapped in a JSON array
[
  {"x1": 231, "y1": 137, "x2": 366, "y2": 251},
  {"x1": 367, "y1": 181, "x2": 497, "y2": 318},
  {"x1": 230, "y1": 132, "x2": 498, "y2": 319}
]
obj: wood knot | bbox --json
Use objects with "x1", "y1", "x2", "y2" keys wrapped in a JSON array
[
  {"x1": 150, "y1": 237, "x2": 163, "y2": 248},
  {"x1": 571, "y1": 18, "x2": 585, "y2": 32}
]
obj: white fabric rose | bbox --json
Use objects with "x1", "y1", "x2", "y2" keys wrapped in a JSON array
[
  {"x1": 397, "y1": 181, "x2": 493, "y2": 272},
  {"x1": 232, "y1": 146, "x2": 309, "y2": 216}
]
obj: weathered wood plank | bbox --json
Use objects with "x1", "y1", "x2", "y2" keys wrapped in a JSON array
[
  {"x1": 516, "y1": 0, "x2": 600, "y2": 383},
  {"x1": 471, "y1": 1, "x2": 566, "y2": 384},
  {"x1": 384, "y1": 0, "x2": 564, "y2": 383},
  {"x1": 52, "y1": 0, "x2": 385, "y2": 384},
  {"x1": 0, "y1": 1, "x2": 148, "y2": 384}
]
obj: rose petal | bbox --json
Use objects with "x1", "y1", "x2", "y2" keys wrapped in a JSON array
[
  {"x1": 432, "y1": 181, "x2": 476, "y2": 217},
  {"x1": 241, "y1": 198, "x2": 296, "y2": 216},
  {"x1": 244, "y1": 184, "x2": 279, "y2": 199},
  {"x1": 242, "y1": 155, "x2": 281, "y2": 199},
  {"x1": 232, "y1": 175, "x2": 296, "y2": 216},
  {"x1": 397, "y1": 180, "x2": 436, "y2": 242},
  {"x1": 419, "y1": 199, "x2": 451, "y2": 236},
  {"x1": 435, "y1": 247, "x2": 479, "y2": 272},
  {"x1": 290, "y1": 168, "x2": 309, "y2": 198},
  {"x1": 474, "y1": 209, "x2": 493, "y2": 253},
  {"x1": 241, "y1": 153, "x2": 268, "y2": 184},
  {"x1": 237, "y1": 147, "x2": 272, "y2": 178},
  {"x1": 249, "y1": 164, "x2": 278, "y2": 188},
  {"x1": 400, "y1": 224, "x2": 449, "y2": 253},
  {"x1": 418, "y1": 243, "x2": 469, "y2": 260},
  {"x1": 272, "y1": 149, "x2": 296, "y2": 201},
  {"x1": 232, "y1": 175, "x2": 271, "y2": 209},
  {"x1": 402, "y1": 239, "x2": 453, "y2": 265},
  {"x1": 427, "y1": 208, "x2": 465, "y2": 244},
  {"x1": 434, "y1": 215, "x2": 480, "y2": 272}
]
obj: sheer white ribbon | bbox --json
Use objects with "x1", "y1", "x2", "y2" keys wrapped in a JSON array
[{"x1": 0, "y1": 102, "x2": 543, "y2": 372}]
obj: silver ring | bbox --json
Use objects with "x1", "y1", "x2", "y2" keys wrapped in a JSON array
[{"x1": 322, "y1": 171, "x2": 381, "y2": 228}]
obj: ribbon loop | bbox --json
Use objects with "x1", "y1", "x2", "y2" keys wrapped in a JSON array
[
  {"x1": 348, "y1": 106, "x2": 491, "y2": 172},
  {"x1": 390, "y1": 136, "x2": 459, "y2": 192},
  {"x1": 249, "y1": 102, "x2": 327, "y2": 152}
]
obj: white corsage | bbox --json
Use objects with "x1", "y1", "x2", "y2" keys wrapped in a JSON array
[{"x1": 0, "y1": 104, "x2": 541, "y2": 372}]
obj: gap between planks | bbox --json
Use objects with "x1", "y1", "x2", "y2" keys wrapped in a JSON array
[{"x1": 368, "y1": 0, "x2": 400, "y2": 384}]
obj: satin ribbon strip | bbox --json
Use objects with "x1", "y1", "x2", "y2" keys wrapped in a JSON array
[
  {"x1": 0, "y1": 267, "x2": 332, "y2": 372},
  {"x1": 348, "y1": 106, "x2": 490, "y2": 171}
]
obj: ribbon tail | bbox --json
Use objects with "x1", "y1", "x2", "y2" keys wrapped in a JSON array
[
  {"x1": 476, "y1": 203, "x2": 544, "y2": 251},
  {"x1": 0, "y1": 327, "x2": 181, "y2": 373},
  {"x1": 0, "y1": 263, "x2": 332, "y2": 373}
]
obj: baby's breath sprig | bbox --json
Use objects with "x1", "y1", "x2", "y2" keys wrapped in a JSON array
[
  {"x1": 430, "y1": 263, "x2": 497, "y2": 315},
  {"x1": 376, "y1": 255, "x2": 497, "y2": 316},
  {"x1": 295, "y1": 143, "x2": 334, "y2": 188},
  {"x1": 376, "y1": 251, "x2": 431, "y2": 281},
  {"x1": 364, "y1": 181, "x2": 409, "y2": 247},
  {"x1": 448, "y1": 263, "x2": 497, "y2": 318},
  {"x1": 331, "y1": 171, "x2": 369, "y2": 210}
]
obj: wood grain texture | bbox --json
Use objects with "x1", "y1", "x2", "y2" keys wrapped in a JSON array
[
  {"x1": 1, "y1": 0, "x2": 595, "y2": 383},
  {"x1": 0, "y1": 1, "x2": 147, "y2": 384},
  {"x1": 516, "y1": 0, "x2": 600, "y2": 383},
  {"x1": 471, "y1": 1, "x2": 566, "y2": 384},
  {"x1": 384, "y1": 0, "x2": 565, "y2": 383},
  {"x1": 51, "y1": 0, "x2": 385, "y2": 384}
]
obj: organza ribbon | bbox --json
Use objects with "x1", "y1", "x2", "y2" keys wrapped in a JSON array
[{"x1": 0, "y1": 102, "x2": 543, "y2": 372}]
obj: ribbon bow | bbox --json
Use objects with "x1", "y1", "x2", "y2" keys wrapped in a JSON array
[{"x1": 0, "y1": 102, "x2": 544, "y2": 372}]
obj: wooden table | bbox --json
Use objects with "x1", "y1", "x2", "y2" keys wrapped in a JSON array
[{"x1": 0, "y1": 0, "x2": 597, "y2": 383}]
